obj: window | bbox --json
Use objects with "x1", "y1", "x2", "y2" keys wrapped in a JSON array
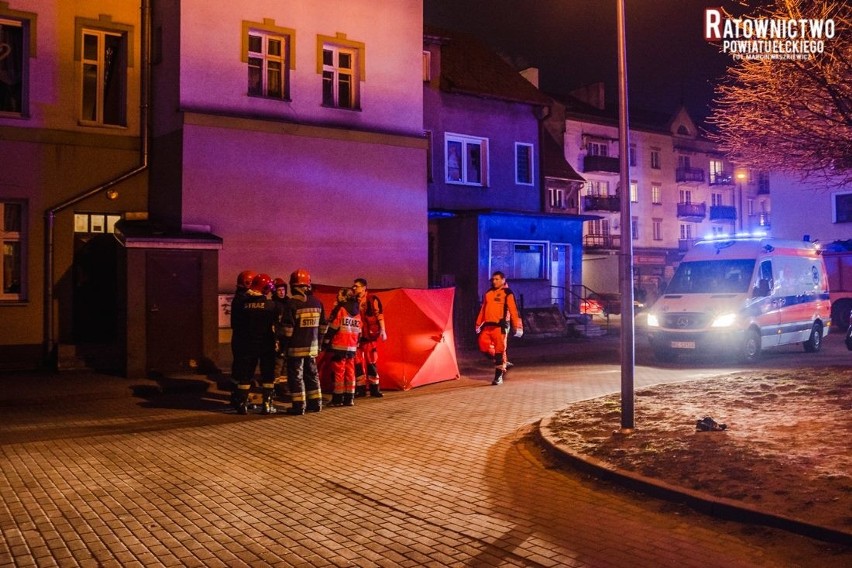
[
  {"x1": 678, "y1": 155, "x2": 691, "y2": 169},
  {"x1": 549, "y1": 187, "x2": 564, "y2": 209},
  {"x1": 0, "y1": 9, "x2": 33, "y2": 116},
  {"x1": 515, "y1": 143, "x2": 534, "y2": 185},
  {"x1": 651, "y1": 184, "x2": 662, "y2": 204},
  {"x1": 650, "y1": 149, "x2": 661, "y2": 169},
  {"x1": 422, "y1": 50, "x2": 431, "y2": 81},
  {"x1": 629, "y1": 145, "x2": 637, "y2": 167},
  {"x1": 629, "y1": 181, "x2": 638, "y2": 203},
  {"x1": 711, "y1": 192, "x2": 723, "y2": 206},
  {"x1": 245, "y1": 24, "x2": 292, "y2": 100},
  {"x1": 1, "y1": 201, "x2": 24, "y2": 300},
  {"x1": 319, "y1": 34, "x2": 364, "y2": 110},
  {"x1": 832, "y1": 192, "x2": 852, "y2": 223},
  {"x1": 587, "y1": 140, "x2": 608, "y2": 157},
  {"x1": 490, "y1": 240, "x2": 546, "y2": 280},
  {"x1": 747, "y1": 198, "x2": 755, "y2": 216},
  {"x1": 652, "y1": 218, "x2": 662, "y2": 241},
  {"x1": 679, "y1": 189, "x2": 692, "y2": 204},
  {"x1": 679, "y1": 223, "x2": 693, "y2": 240},
  {"x1": 74, "y1": 212, "x2": 121, "y2": 234},
  {"x1": 445, "y1": 133, "x2": 488, "y2": 186},
  {"x1": 709, "y1": 159, "x2": 725, "y2": 184},
  {"x1": 588, "y1": 219, "x2": 610, "y2": 236},
  {"x1": 631, "y1": 216, "x2": 639, "y2": 240},
  {"x1": 585, "y1": 180, "x2": 610, "y2": 196},
  {"x1": 77, "y1": 21, "x2": 130, "y2": 126}
]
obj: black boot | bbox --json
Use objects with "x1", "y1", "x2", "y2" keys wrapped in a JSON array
[
  {"x1": 369, "y1": 383, "x2": 384, "y2": 398},
  {"x1": 343, "y1": 393, "x2": 355, "y2": 407},
  {"x1": 261, "y1": 392, "x2": 277, "y2": 415},
  {"x1": 329, "y1": 393, "x2": 344, "y2": 407},
  {"x1": 354, "y1": 385, "x2": 367, "y2": 398},
  {"x1": 286, "y1": 401, "x2": 305, "y2": 415},
  {"x1": 492, "y1": 369, "x2": 504, "y2": 386},
  {"x1": 306, "y1": 399, "x2": 322, "y2": 413}
]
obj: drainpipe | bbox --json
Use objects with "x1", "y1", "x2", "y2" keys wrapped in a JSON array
[{"x1": 43, "y1": 0, "x2": 151, "y2": 367}]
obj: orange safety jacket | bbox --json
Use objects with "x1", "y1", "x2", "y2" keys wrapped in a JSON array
[
  {"x1": 476, "y1": 285, "x2": 522, "y2": 332},
  {"x1": 325, "y1": 300, "x2": 362, "y2": 355},
  {"x1": 359, "y1": 293, "x2": 385, "y2": 342}
]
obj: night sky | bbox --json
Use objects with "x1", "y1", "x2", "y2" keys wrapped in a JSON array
[{"x1": 424, "y1": 0, "x2": 773, "y2": 125}]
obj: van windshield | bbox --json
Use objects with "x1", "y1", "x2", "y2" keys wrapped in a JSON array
[{"x1": 666, "y1": 259, "x2": 756, "y2": 294}]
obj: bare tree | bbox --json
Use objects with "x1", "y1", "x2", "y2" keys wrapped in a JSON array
[{"x1": 709, "y1": 0, "x2": 852, "y2": 188}]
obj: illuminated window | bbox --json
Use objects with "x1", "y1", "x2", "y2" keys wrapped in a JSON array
[
  {"x1": 445, "y1": 133, "x2": 488, "y2": 186},
  {"x1": 549, "y1": 187, "x2": 564, "y2": 209},
  {"x1": 585, "y1": 180, "x2": 610, "y2": 196},
  {"x1": 319, "y1": 34, "x2": 364, "y2": 110},
  {"x1": 77, "y1": 22, "x2": 129, "y2": 126},
  {"x1": 246, "y1": 28, "x2": 291, "y2": 100},
  {"x1": 651, "y1": 183, "x2": 662, "y2": 204},
  {"x1": 630, "y1": 181, "x2": 638, "y2": 203},
  {"x1": 1, "y1": 201, "x2": 25, "y2": 301},
  {"x1": 650, "y1": 149, "x2": 661, "y2": 169},
  {"x1": 74, "y1": 212, "x2": 121, "y2": 234},
  {"x1": 490, "y1": 240, "x2": 546, "y2": 280},
  {"x1": 515, "y1": 143, "x2": 534, "y2": 185},
  {"x1": 0, "y1": 8, "x2": 34, "y2": 116}
]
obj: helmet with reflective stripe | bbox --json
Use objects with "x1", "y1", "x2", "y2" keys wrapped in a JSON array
[
  {"x1": 250, "y1": 273, "x2": 273, "y2": 294},
  {"x1": 237, "y1": 270, "x2": 256, "y2": 290},
  {"x1": 289, "y1": 268, "x2": 311, "y2": 287}
]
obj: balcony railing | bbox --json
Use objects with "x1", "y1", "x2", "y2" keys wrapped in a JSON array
[
  {"x1": 750, "y1": 212, "x2": 771, "y2": 228},
  {"x1": 676, "y1": 167, "x2": 705, "y2": 183},
  {"x1": 678, "y1": 238, "x2": 696, "y2": 252},
  {"x1": 583, "y1": 154, "x2": 620, "y2": 174},
  {"x1": 584, "y1": 234, "x2": 621, "y2": 250},
  {"x1": 676, "y1": 201, "x2": 707, "y2": 221},
  {"x1": 709, "y1": 172, "x2": 733, "y2": 186},
  {"x1": 709, "y1": 205, "x2": 737, "y2": 221},
  {"x1": 582, "y1": 194, "x2": 621, "y2": 212}
]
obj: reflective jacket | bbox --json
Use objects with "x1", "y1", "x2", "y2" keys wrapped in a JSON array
[
  {"x1": 282, "y1": 291, "x2": 328, "y2": 357},
  {"x1": 325, "y1": 299, "x2": 362, "y2": 355},
  {"x1": 476, "y1": 285, "x2": 522, "y2": 331}
]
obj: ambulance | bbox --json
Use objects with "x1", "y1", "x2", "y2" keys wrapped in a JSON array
[{"x1": 646, "y1": 237, "x2": 831, "y2": 362}]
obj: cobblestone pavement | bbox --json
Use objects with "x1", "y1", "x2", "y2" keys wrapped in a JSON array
[{"x1": 1, "y1": 335, "x2": 850, "y2": 567}]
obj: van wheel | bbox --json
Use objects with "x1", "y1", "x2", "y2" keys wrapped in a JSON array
[
  {"x1": 739, "y1": 329, "x2": 761, "y2": 362},
  {"x1": 803, "y1": 322, "x2": 823, "y2": 353}
]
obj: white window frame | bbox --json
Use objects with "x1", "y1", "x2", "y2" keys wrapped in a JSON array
[
  {"x1": 445, "y1": 133, "x2": 488, "y2": 187},
  {"x1": 651, "y1": 183, "x2": 662, "y2": 204},
  {"x1": 709, "y1": 159, "x2": 724, "y2": 184},
  {"x1": 652, "y1": 218, "x2": 662, "y2": 241},
  {"x1": 587, "y1": 140, "x2": 608, "y2": 157},
  {"x1": 585, "y1": 180, "x2": 610, "y2": 197},
  {"x1": 489, "y1": 239, "x2": 548, "y2": 280},
  {"x1": 515, "y1": 142, "x2": 534, "y2": 186},
  {"x1": 711, "y1": 192, "x2": 723, "y2": 206},
  {"x1": 78, "y1": 27, "x2": 127, "y2": 127},
  {"x1": 679, "y1": 223, "x2": 693, "y2": 240},
  {"x1": 548, "y1": 187, "x2": 564, "y2": 209},
  {"x1": 1, "y1": 201, "x2": 25, "y2": 301},
  {"x1": 679, "y1": 189, "x2": 692, "y2": 204},
  {"x1": 650, "y1": 149, "x2": 661, "y2": 170},
  {"x1": 629, "y1": 181, "x2": 638, "y2": 203},
  {"x1": 247, "y1": 29, "x2": 290, "y2": 100},
  {"x1": 321, "y1": 41, "x2": 360, "y2": 110}
]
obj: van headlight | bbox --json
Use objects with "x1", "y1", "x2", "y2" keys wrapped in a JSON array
[
  {"x1": 711, "y1": 313, "x2": 738, "y2": 328},
  {"x1": 646, "y1": 313, "x2": 659, "y2": 327}
]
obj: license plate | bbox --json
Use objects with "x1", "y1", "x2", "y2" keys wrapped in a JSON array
[{"x1": 671, "y1": 341, "x2": 696, "y2": 349}]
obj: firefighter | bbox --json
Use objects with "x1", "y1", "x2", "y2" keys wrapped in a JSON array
[
  {"x1": 232, "y1": 273, "x2": 282, "y2": 415},
  {"x1": 229, "y1": 270, "x2": 255, "y2": 410},
  {"x1": 282, "y1": 268, "x2": 328, "y2": 415},
  {"x1": 475, "y1": 271, "x2": 523, "y2": 385},
  {"x1": 323, "y1": 288, "x2": 362, "y2": 407},
  {"x1": 271, "y1": 277, "x2": 290, "y2": 402},
  {"x1": 352, "y1": 278, "x2": 387, "y2": 398}
]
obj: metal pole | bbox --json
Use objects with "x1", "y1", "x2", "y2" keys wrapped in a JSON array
[{"x1": 617, "y1": 0, "x2": 635, "y2": 431}]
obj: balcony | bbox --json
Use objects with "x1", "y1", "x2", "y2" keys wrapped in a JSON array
[
  {"x1": 582, "y1": 194, "x2": 621, "y2": 212},
  {"x1": 676, "y1": 167, "x2": 705, "y2": 183},
  {"x1": 676, "y1": 201, "x2": 706, "y2": 221},
  {"x1": 584, "y1": 234, "x2": 621, "y2": 250},
  {"x1": 709, "y1": 172, "x2": 734, "y2": 186},
  {"x1": 709, "y1": 205, "x2": 737, "y2": 221},
  {"x1": 583, "y1": 154, "x2": 620, "y2": 174},
  {"x1": 751, "y1": 212, "x2": 771, "y2": 228},
  {"x1": 678, "y1": 239, "x2": 696, "y2": 252}
]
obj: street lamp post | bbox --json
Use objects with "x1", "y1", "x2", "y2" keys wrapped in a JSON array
[{"x1": 736, "y1": 169, "x2": 747, "y2": 233}]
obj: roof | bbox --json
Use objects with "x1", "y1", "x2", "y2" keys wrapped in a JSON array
[
  {"x1": 425, "y1": 26, "x2": 552, "y2": 107},
  {"x1": 541, "y1": 131, "x2": 585, "y2": 182}
]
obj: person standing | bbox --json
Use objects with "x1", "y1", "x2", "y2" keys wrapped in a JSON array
[
  {"x1": 323, "y1": 288, "x2": 362, "y2": 407},
  {"x1": 281, "y1": 268, "x2": 328, "y2": 415},
  {"x1": 475, "y1": 271, "x2": 523, "y2": 385},
  {"x1": 352, "y1": 278, "x2": 387, "y2": 398},
  {"x1": 232, "y1": 273, "x2": 282, "y2": 414},
  {"x1": 271, "y1": 277, "x2": 290, "y2": 402},
  {"x1": 229, "y1": 270, "x2": 255, "y2": 410}
]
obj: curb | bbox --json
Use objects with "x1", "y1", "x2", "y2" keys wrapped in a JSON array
[{"x1": 537, "y1": 415, "x2": 852, "y2": 546}]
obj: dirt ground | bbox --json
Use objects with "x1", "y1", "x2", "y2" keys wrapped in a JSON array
[{"x1": 544, "y1": 367, "x2": 852, "y2": 534}]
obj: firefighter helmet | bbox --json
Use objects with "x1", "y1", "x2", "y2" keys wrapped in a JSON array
[
  {"x1": 289, "y1": 268, "x2": 311, "y2": 287},
  {"x1": 237, "y1": 270, "x2": 256, "y2": 290},
  {"x1": 250, "y1": 273, "x2": 273, "y2": 294},
  {"x1": 273, "y1": 277, "x2": 287, "y2": 289}
]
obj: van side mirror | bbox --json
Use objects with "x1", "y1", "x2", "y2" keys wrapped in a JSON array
[{"x1": 753, "y1": 278, "x2": 770, "y2": 297}]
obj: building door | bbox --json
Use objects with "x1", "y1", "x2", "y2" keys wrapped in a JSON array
[
  {"x1": 146, "y1": 251, "x2": 202, "y2": 374},
  {"x1": 550, "y1": 243, "x2": 572, "y2": 311},
  {"x1": 73, "y1": 233, "x2": 118, "y2": 343}
]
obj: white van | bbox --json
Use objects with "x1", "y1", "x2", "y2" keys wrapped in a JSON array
[{"x1": 646, "y1": 237, "x2": 831, "y2": 361}]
